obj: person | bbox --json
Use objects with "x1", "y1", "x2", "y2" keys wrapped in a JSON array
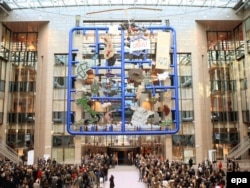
[
  {"x1": 189, "y1": 157, "x2": 193, "y2": 168},
  {"x1": 218, "y1": 161, "x2": 222, "y2": 170},
  {"x1": 56, "y1": 176, "x2": 63, "y2": 188},
  {"x1": 109, "y1": 174, "x2": 115, "y2": 188},
  {"x1": 33, "y1": 179, "x2": 40, "y2": 188},
  {"x1": 95, "y1": 168, "x2": 102, "y2": 188}
]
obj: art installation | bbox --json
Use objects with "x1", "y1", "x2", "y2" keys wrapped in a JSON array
[{"x1": 66, "y1": 20, "x2": 180, "y2": 135}]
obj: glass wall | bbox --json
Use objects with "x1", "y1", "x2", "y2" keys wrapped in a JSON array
[
  {"x1": 241, "y1": 18, "x2": 250, "y2": 124},
  {"x1": 7, "y1": 32, "x2": 38, "y2": 158},
  {"x1": 0, "y1": 25, "x2": 11, "y2": 60},
  {"x1": 172, "y1": 53, "x2": 195, "y2": 163},
  {"x1": 0, "y1": 25, "x2": 9, "y2": 125},
  {"x1": 207, "y1": 30, "x2": 239, "y2": 160},
  {"x1": 0, "y1": 59, "x2": 7, "y2": 125},
  {"x1": 52, "y1": 54, "x2": 75, "y2": 163}
]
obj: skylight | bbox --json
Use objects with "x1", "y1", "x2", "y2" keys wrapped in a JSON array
[{"x1": 3, "y1": 0, "x2": 241, "y2": 10}]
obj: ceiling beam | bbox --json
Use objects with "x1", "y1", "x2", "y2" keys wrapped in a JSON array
[
  {"x1": 37, "y1": 0, "x2": 43, "y2": 7},
  {"x1": 235, "y1": 0, "x2": 250, "y2": 14},
  {"x1": 0, "y1": 0, "x2": 12, "y2": 11}
]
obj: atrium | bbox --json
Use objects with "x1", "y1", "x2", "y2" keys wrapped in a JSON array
[{"x1": 0, "y1": 0, "x2": 250, "y2": 166}]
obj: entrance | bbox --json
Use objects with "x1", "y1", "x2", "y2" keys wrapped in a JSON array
[{"x1": 107, "y1": 146, "x2": 140, "y2": 165}]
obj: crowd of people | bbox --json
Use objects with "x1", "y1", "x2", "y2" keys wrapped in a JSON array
[
  {"x1": 136, "y1": 155, "x2": 245, "y2": 188},
  {"x1": 0, "y1": 153, "x2": 111, "y2": 188},
  {"x1": 0, "y1": 153, "x2": 246, "y2": 188},
  {"x1": 136, "y1": 156, "x2": 226, "y2": 188}
]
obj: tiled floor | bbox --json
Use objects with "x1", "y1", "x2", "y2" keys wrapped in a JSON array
[{"x1": 103, "y1": 165, "x2": 146, "y2": 188}]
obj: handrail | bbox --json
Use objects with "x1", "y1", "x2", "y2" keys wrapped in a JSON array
[
  {"x1": 228, "y1": 137, "x2": 249, "y2": 154},
  {"x1": 0, "y1": 140, "x2": 19, "y2": 155},
  {"x1": 0, "y1": 140, "x2": 20, "y2": 163},
  {"x1": 0, "y1": 147, "x2": 19, "y2": 162},
  {"x1": 0, "y1": 143, "x2": 16, "y2": 159},
  {"x1": 228, "y1": 137, "x2": 250, "y2": 159},
  {"x1": 228, "y1": 142, "x2": 250, "y2": 158},
  {"x1": 230, "y1": 142, "x2": 250, "y2": 158},
  {"x1": 0, "y1": 147, "x2": 20, "y2": 163}
]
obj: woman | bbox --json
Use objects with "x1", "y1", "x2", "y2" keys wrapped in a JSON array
[{"x1": 109, "y1": 174, "x2": 115, "y2": 188}]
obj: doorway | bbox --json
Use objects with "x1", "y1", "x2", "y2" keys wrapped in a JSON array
[{"x1": 107, "y1": 146, "x2": 140, "y2": 165}]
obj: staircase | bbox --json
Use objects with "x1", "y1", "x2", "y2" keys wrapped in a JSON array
[
  {"x1": 0, "y1": 140, "x2": 21, "y2": 164},
  {"x1": 227, "y1": 137, "x2": 250, "y2": 159}
]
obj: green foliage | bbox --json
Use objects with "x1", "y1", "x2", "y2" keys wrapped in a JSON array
[
  {"x1": 160, "y1": 119, "x2": 172, "y2": 127},
  {"x1": 76, "y1": 96, "x2": 97, "y2": 116},
  {"x1": 75, "y1": 96, "x2": 100, "y2": 125}
]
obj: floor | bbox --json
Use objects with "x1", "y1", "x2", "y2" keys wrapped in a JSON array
[{"x1": 102, "y1": 165, "x2": 146, "y2": 188}]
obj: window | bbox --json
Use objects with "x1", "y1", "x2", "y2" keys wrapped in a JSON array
[
  {"x1": 172, "y1": 135, "x2": 195, "y2": 147},
  {"x1": 52, "y1": 136, "x2": 74, "y2": 147},
  {"x1": 0, "y1": 99, "x2": 3, "y2": 124},
  {"x1": 52, "y1": 111, "x2": 66, "y2": 124},
  {"x1": 8, "y1": 113, "x2": 35, "y2": 123},
  {"x1": 180, "y1": 111, "x2": 194, "y2": 122},
  {"x1": 55, "y1": 54, "x2": 68, "y2": 65},
  {"x1": 54, "y1": 77, "x2": 67, "y2": 89},
  {"x1": 0, "y1": 26, "x2": 10, "y2": 60}
]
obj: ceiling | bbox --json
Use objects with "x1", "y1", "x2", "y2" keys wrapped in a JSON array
[
  {"x1": 2, "y1": 0, "x2": 241, "y2": 10},
  {"x1": 1, "y1": 0, "x2": 244, "y2": 33}
]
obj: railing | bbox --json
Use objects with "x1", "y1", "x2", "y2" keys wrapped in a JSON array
[
  {"x1": 227, "y1": 137, "x2": 250, "y2": 159},
  {"x1": 0, "y1": 140, "x2": 20, "y2": 163}
]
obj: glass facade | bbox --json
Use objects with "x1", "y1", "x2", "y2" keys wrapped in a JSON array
[
  {"x1": 7, "y1": 32, "x2": 38, "y2": 158},
  {"x1": 0, "y1": 26, "x2": 10, "y2": 125},
  {"x1": 242, "y1": 19, "x2": 250, "y2": 124},
  {"x1": 52, "y1": 54, "x2": 75, "y2": 163},
  {"x1": 172, "y1": 53, "x2": 195, "y2": 163},
  {"x1": 207, "y1": 30, "x2": 240, "y2": 159}
]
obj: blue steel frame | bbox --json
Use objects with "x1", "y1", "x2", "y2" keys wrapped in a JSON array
[{"x1": 67, "y1": 25, "x2": 179, "y2": 135}]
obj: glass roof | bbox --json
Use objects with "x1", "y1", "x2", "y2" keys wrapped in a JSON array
[{"x1": 4, "y1": 0, "x2": 240, "y2": 10}]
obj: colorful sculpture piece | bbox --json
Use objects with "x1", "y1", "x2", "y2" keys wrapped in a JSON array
[
  {"x1": 130, "y1": 106, "x2": 154, "y2": 127},
  {"x1": 102, "y1": 35, "x2": 116, "y2": 66},
  {"x1": 76, "y1": 96, "x2": 100, "y2": 124},
  {"x1": 76, "y1": 61, "x2": 91, "y2": 80}
]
